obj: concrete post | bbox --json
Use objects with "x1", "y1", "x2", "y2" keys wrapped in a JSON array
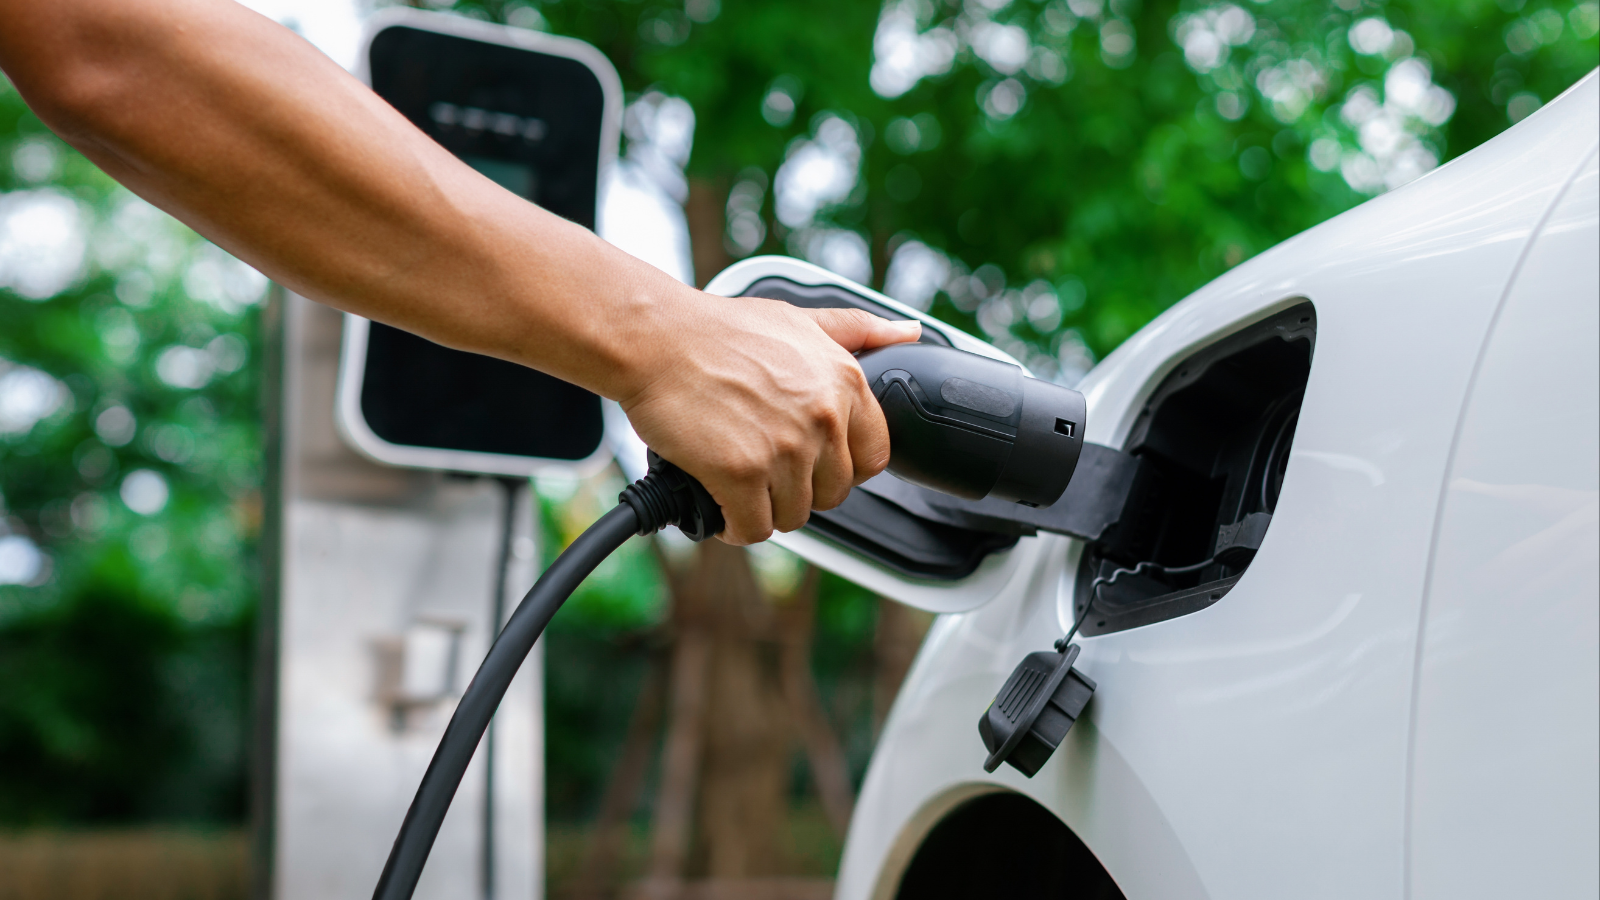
[{"x1": 267, "y1": 292, "x2": 543, "y2": 900}]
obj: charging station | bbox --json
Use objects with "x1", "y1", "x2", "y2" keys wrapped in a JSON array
[{"x1": 265, "y1": 12, "x2": 622, "y2": 900}]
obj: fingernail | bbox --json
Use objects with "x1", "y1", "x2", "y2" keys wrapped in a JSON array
[{"x1": 891, "y1": 320, "x2": 922, "y2": 335}]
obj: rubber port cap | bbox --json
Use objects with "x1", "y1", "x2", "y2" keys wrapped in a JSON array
[{"x1": 978, "y1": 644, "x2": 1096, "y2": 777}]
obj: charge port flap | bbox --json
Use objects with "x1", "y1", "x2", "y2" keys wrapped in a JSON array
[{"x1": 806, "y1": 490, "x2": 1019, "y2": 580}]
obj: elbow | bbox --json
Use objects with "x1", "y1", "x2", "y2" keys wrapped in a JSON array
[
  {"x1": 17, "y1": 56, "x2": 127, "y2": 145},
  {"x1": 0, "y1": 12, "x2": 136, "y2": 147}
]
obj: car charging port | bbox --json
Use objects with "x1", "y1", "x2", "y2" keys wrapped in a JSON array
[
  {"x1": 978, "y1": 303, "x2": 1317, "y2": 780},
  {"x1": 1072, "y1": 302, "x2": 1316, "y2": 636}
]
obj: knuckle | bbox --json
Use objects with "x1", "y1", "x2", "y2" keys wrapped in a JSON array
[
  {"x1": 810, "y1": 401, "x2": 845, "y2": 433},
  {"x1": 771, "y1": 433, "x2": 806, "y2": 461},
  {"x1": 855, "y1": 445, "x2": 890, "y2": 480},
  {"x1": 722, "y1": 452, "x2": 766, "y2": 484},
  {"x1": 813, "y1": 486, "x2": 849, "y2": 511},
  {"x1": 722, "y1": 518, "x2": 764, "y2": 546}
]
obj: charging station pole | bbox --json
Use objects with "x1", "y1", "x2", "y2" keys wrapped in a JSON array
[
  {"x1": 258, "y1": 12, "x2": 623, "y2": 899},
  {"x1": 270, "y1": 291, "x2": 546, "y2": 900}
]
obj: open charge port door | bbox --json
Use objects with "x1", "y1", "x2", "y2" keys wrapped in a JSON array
[{"x1": 1071, "y1": 302, "x2": 1316, "y2": 635}]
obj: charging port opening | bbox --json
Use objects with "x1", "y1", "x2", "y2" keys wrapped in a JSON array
[{"x1": 1072, "y1": 302, "x2": 1316, "y2": 635}]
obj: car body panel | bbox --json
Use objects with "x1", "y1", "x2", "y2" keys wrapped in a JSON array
[
  {"x1": 830, "y1": 71, "x2": 1598, "y2": 900},
  {"x1": 1409, "y1": 146, "x2": 1599, "y2": 900}
]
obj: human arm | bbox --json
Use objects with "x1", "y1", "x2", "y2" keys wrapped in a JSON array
[{"x1": 0, "y1": 0, "x2": 918, "y2": 542}]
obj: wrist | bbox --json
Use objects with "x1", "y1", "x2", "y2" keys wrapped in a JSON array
[
  {"x1": 587, "y1": 267, "x2": 701, "y2": 403},
  {"x1": 485, "y1": 227, "x2": 702, "y2": 403}
]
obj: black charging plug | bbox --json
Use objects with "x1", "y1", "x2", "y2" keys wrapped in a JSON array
[
  {"x1": 619, "y1": 451, "x2": 725, "y2": 542},
  {"x1": 856, "y1": 342, "x2": 1086, "y2": 508}
]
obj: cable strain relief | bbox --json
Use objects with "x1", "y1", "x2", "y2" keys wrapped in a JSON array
[
  {"x1": 618, "y1": 451, "x2": 725, "y2": 542},
  {"x1": 619, "y1": 472, "x2": 674, "y2": 536}
]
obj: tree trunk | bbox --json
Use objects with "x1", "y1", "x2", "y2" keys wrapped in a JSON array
[
  {"x1": 686, "y1": 178, "x2": 731, "y2": 288},
  {"x1": 593, "y1": 547, "x2": 872, "y2": 899},
  {"x1": 692, "y1": 541, "x2": 790, "y2": 879},
  {"x1": 572, "y1": 651, "x2": 668, "y2": 900}
]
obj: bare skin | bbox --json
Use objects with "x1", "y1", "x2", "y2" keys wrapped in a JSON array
[{"x1": 0, "y1": 0, "x2": 918, "y2": 544}]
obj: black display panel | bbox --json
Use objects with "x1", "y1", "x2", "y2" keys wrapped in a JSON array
[{"x1": 356, "y1": 25, "x2": 607, "y2": 465}]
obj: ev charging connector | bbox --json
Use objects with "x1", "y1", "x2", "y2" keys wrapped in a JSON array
[
  {"x1": 374, "y1": 339, "x2": 1102, "y2": 899},
  {"x1": 859, "y1": 342, "x2": 1086, "y2": 508}
]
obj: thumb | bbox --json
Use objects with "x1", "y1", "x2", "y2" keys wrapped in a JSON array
[{"x1": 801, "y1": 307, "x2": 922, "y2": 353}]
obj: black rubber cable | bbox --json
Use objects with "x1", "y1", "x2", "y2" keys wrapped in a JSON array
[
  {"x1": 372, "y1": 504, "x2": 639, "y2": 900},
  {"x1": 372, "y1": 454, "x2": 722, "y2": 900}
]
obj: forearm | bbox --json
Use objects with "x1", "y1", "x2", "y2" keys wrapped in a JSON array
[
  {"x1": 0, "y1": 0, "x2": 674, "y2": 400},
  {"x1": 0, "y1": 0, "x2": 922, "y2": 543}
]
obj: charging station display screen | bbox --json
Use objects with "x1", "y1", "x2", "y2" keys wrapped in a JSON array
[{"x1": 357, "y1": 25, "x2": 607, "y2": 465}]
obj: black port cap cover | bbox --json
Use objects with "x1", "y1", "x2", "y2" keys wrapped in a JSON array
[{"x1": 978, "y1": 644, "x2": 1097, "y2": 777}]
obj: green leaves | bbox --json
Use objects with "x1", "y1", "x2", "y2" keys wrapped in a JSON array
[
  {"x1": 471, "y1": 0, "x2": 1593, "y2": 374},
  {"x1": 1, "y1": 79, "x2": 261, "y2": 824}
]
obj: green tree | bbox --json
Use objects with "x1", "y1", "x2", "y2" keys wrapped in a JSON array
[
  {"x1": 459, "y1": 0, "x2": 1596, "y2": 373},
  {"x1": 0, "y1": 77, "x2": 263, "y2": 824}
]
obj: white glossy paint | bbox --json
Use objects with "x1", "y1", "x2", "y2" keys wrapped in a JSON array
[
  {"x1": 1409, "y1": 147, "x2": 1599, "y2": 899},
  {"x1": 823, "y1": 72, "x2": 1599, "y2": 900}
]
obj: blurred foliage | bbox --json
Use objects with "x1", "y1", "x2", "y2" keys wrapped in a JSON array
[
  {"x1": 459, "y1": 0, "x2": 1595, "y2": 374},
  {"x1": 0, "y1": 0, "x2": 1592, "y2": 829},
  {"x1": 0, "y1": 584, "x2": 250, "y2": 823},
  {"x1": 533, "y1": 471, "x2": 667, "y2": 818},
  {"x1": 0, "y1": 77, "x2": 266, "y2": 824}
]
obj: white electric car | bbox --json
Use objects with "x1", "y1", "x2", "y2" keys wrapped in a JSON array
[{"x1": 705, "y1": 71, "x2": 1599, "y2": 900}]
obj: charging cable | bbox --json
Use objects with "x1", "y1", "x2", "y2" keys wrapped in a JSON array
[
  {"x1": 1057, "y1": 556, "x2": 1217, "y2": 650},
  {"x1": 371, "y1": 453, "x2": 723, "y2": 900}
]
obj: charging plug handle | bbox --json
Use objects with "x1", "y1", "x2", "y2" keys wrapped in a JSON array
[{"x1": 857, "y1": 343, "x2": 1087, "y2": 508}]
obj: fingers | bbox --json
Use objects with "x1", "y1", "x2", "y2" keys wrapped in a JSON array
[
  {"x1": 714, "y1": 475, "x2": 774, "y2": 546},
  {"x1": 768, "y1": 452, "x2": 814, "y2": 534},
  {"x1": 802, "y1": 307, "x2": 921, "y2": 353},
  {"x1": 798, "y1": 307, "x2": 909, "y2": 504},
  {"x1": 810, "y1": 400, "x2": 855, "y2": 511},
  {"x1": 709, "y1": 405, "x2": 851, "y2": 539},
  {"x1": 844, "y1": 374, "x2": 892, "y2": 486},
  {"x1": 701, "y1": 446, "x2": 775, "y2": 546},
  {"x1": 708, "y1": 438, "x2": 812, "y2": 544}
]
